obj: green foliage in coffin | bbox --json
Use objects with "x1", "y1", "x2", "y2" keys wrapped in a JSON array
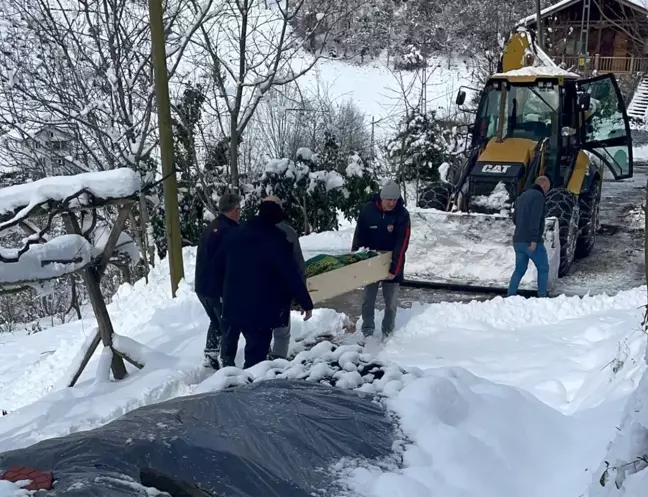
[{"x1": 305, "y1": 251, "x2": 380, "y2": 278}]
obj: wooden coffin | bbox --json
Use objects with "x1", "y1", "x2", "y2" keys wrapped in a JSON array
[{"x1": 306, "y1": 251, "x2": 393, "y2": 304}]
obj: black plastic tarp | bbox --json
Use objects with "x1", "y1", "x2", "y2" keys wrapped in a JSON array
[{"x1": 0, "y1": 379, "x2": 394, "y2": 497}]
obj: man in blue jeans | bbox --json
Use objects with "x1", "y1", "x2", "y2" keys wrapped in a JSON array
[{"x1": 507, "y1": 176, "x2": 551, "y2": 298}]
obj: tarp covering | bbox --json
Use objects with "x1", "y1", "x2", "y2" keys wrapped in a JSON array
[{"x1": 0, "y1": 380, "x2": 394, "y2": 497}]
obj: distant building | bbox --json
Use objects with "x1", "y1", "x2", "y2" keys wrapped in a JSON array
[
  {"x1": 520, "y1": 0, "x2": 648, "y2": 75},
  {"x1": 2, "y1": 125, "x2": 78, "y2": 177}
]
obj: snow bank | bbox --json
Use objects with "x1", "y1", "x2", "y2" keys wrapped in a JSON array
[
  {"x1": 589, "y1": 365, "x2": 648, "y2": 497},
  {"x1": 378, "y1": 287, "x2": 647, "y2": 414},
  {"x1": 0, "y1": 168, "x2": 140, "y2": 227},
  {"x1": 0, "y1": 234, "x2": 93, "y2": 284},
  {"x1": 335, "y1": 368, "x2": 590, "y2": 497}
]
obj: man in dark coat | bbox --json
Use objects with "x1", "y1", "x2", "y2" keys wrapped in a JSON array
[
  {"x1": 194, "y1": 192, "x2": 241, "y2": 369},
  {"x1": 508, "y1": 176, "x2": 551, "y2": 298},
  {"x1": 352, "y1": 179, "x2": 411, "y2": 339},
  {"x1": 216, "y1": 198, "x2": 314, "y2": 369}
]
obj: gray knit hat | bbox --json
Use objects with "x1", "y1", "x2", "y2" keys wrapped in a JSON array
[{"x1": 380, "y1": 179, "x2": 400, "y2": 200}]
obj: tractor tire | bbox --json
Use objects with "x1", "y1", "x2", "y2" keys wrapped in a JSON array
[
  {"x1": 418, "y1": 182, "x2": 453, "y2": 210},
  {"x1": 575, "y1": 178, "x2": 601, "y2": 259},
  {"x1": 545, "y1": 187, "x2": 580, "y2": 278}
]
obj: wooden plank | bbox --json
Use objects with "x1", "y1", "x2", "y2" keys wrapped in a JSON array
[
  {"x1": 63, "y1": 213, "x2": 128, "y2": 381},
  {"x1": 95, "y1": 205, "x2": 131, "y2": 279},
  {"x1": 307, "y1": 252, "x2": 392, "y2": 304},
  {"x1": 67, "y1": 329, "x2": 102, "y2": 387}
]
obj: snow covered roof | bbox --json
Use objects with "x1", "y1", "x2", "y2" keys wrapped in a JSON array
[
  {"x1": 492, "y1": 65, "x2": 580, "y2": 79},
  {"x1": 519, "y1": 0, "x2": 648, "y2": 25},
  {"x1": 0, "y1": 168, "x2": 141, "y2": 228}
]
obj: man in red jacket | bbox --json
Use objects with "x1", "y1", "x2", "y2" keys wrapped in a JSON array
[{"x1": 352, "y1": 180, "x2": 411, "y2": 340}]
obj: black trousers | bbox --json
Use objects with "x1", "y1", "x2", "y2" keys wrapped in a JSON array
[
  {"x1": 221, "y1": 326, "x2": 273, "y2": 369},
  {"x1": 197, "y1": 294, "x2": 222, "y2": 356}
]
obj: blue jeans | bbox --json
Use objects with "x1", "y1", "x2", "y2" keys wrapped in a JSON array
[{"x1": 507, "y1": 242, "x2": 549, "y2": 297}]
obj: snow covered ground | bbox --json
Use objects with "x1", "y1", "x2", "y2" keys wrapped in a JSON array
[{"x1": 0, "y1": 245, "x2": 647, "y2": 496}]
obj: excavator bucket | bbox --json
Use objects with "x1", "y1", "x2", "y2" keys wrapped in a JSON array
[{"x1": 406, "y1": 208, "x2": 561, "y2": 292}]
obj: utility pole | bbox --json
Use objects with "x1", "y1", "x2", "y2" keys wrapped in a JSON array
[
  {"x1": 535, "y1": 0, "x2": 544, "y2": 51},
  {"x1": 148, "y1": 0, "x2": 184, "y2": 297},
  {"x1": 370, "y1": 117, "x2": 375, "y2": 163}
]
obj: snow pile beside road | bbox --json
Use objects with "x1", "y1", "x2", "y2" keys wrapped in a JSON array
[{"x1": 589, "y1": 367, "x2": 648, "y2": 497}]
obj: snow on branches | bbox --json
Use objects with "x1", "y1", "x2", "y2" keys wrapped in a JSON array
[
  {"x1": 0, "y1": 234, "x2": 92, "y2": 285},
  {"x1": 0, "y1": 168, "x2": 141, "y2": 286},
  {"x1": 246, "y1": 149, "x2": 377, "y2": 234}
]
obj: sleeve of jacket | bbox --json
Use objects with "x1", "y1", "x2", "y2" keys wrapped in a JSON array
[
  {"x1": 212, "y1": 234, "x2": 230, "y2": 299},
  {"x1": 273, "y1": 238, "x2": 314, "y2": 311},
  {"x1": 282, "y1": 224, "x2": 307, "y2": 283},
  {"x1": 512, "y1": 198, "x2": 517, "y2": 226},
  {"x1": 527, "y1": 192, "x2": 545, "y2": 243},
  {"x1": 389, "y1": 209, "x2": 411, "y2": 276},
  {"x1": 293, "y1": 235, "x2": 307, "y2": 284},
  {"x1": 352, "y1": 204, "x2": 368, "y2": 251}
]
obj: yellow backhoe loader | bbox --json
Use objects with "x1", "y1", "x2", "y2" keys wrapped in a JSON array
[{"x1": 416, "y1": 28, "x2": 634, "y2": 292}]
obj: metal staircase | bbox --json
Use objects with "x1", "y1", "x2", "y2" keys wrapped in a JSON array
[{"x1": 628, "y1": 75, "x2": 648, "y2": 121}]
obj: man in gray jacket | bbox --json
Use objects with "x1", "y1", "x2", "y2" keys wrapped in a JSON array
[
  {"x1": 507, "y1": 176, "x2": 551, "y2": 297},
  {"x1": 264, "y1": 196, "x2": 307, "y2": 359}
]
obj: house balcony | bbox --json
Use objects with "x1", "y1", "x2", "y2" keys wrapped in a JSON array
[{"x1": 551, "y1": 54, "x2": 648, "y2": 75}]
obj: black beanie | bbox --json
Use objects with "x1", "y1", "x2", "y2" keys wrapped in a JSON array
[{"x1": 258, "y1": 200, "x2": 284, "y2": 225}]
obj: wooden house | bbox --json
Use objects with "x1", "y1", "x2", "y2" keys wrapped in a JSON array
[{"x1": 520, "y1": 0, "x2": 648, "y2": 74}]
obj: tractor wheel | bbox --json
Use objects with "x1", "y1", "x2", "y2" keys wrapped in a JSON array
[
  {"x1": 418, "y1": 182, "x2": 453, "y2": 210},
  {"x1": 546, "y1": 187, "x2": 580, "y2": 278},
  {"x1": 575, "y1": 178, "x2": 601, "y2": 259}
]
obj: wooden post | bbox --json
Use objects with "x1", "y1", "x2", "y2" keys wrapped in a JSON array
[
  {"x1": 64, "y1": 213, "x2": 128, "y2": 380},
  {"x1": 535, "y1": 0, "x2": 543, "y2": 51},
  {"x1": 148, "y1": 0, "x2": 184, "y2": 297},
  {"x1": 96, "y1": 205, "x2": 131, "y2": 279},
  {"x1": 642, "y1": 176, "x2": 648, "y2": 346},
  {"x1": 68, "y1": 329, "x2": 102, "y2": 387}
]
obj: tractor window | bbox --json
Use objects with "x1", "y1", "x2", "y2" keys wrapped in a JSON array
[
  {"x1": 473, "y1": 83, "x2": 559, "y2": 142},
  {"x1": 578, "y1": 74, "x2": 633, "y2": 179}
]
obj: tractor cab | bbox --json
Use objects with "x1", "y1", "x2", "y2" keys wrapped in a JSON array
[{"x1": 454, "y1": 71, "x2": 633, "y2": 214}]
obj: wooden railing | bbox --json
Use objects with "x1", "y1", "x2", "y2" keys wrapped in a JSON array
[{"x1": 552, "y1": 55, "x2": 648, "y2": 74}]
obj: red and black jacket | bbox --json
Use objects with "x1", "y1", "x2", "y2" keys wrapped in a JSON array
[{"x1": 351, "y1": 194, "x2": 411, "y2": 283}]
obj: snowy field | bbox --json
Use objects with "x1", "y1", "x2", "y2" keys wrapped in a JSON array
[{"x1": 0, "y1": 246, "x2": 647, "y2": 496}]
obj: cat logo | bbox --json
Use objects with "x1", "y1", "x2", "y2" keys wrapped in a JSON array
[{"x1": 481, "y1": 164, "x2": 511, "y2": 174}]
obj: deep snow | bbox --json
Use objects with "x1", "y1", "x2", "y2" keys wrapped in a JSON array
[{"x1": 0, "y1": 245, "x2": 647, "y2": 497}]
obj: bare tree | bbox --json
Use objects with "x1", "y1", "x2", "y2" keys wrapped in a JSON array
[
  {"x1": 190, "y1": 0, "x2": 349, "y2": 189},
  {"x1": 0, "y1": 0, "x2": 217, "y2": 177}
]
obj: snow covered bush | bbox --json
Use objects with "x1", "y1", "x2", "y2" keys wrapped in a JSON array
[
  {"x1": 386, "y1": 110, "x2": 452, "y2": 183},
  {"x1": 340, "y1": 153, "x2": 380, "y2": 221},
  {"x1": 245, "y1": 148, "x2": 353, "y2": 235}
]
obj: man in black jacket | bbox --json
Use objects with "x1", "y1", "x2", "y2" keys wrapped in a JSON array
[
  {"x1": 217, "y1": 198, "x2": 314, "y2": 369},
  {"x1": 194, "y1": 192, "x2": 241, "y2": 369},
  {"x1": 352, "y1": 180, "x2": 411, "y2": 340},
  {"x1": 507, "y1": 176, "x2": 551, "y2": 297}
]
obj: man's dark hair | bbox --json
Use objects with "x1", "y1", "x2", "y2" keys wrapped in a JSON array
[{"x1": 218, "y1": 192, "x2": 241, "y2": 213}]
